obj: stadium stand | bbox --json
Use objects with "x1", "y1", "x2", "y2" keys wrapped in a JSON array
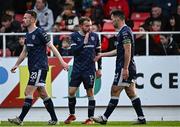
[
  {"x1": 131, "y1": 12, "x2": 150, "y2": 31},
  {"x1": 15, "y1": 14, "x2": 24, "y2": 23},
  {"x1": 102, "y1": 22, "x2": 115, "y2": 32}
]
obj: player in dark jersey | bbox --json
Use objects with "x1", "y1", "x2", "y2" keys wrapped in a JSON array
[
  {"x1": 64, "y1": 17, "x2": 102, "y2": 125},
  {"x1": 92, "y1": 10, "x2": 146, "y2": 124},
  {"x1": 8, "y1": 10, "x2": 69, "y2": 125}
]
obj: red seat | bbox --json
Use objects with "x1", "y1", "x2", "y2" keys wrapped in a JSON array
[
  {"x1": 0, "y1": 49, "x2": 11, "y2": 57},
  {"x1": 131, "y1": 12, "x2": 150, "y2": 21},
  {"x1": 133, "y1": 21, "x2": 144, "y2": 31},
  {"x1": 15, "y1": 14, "x2": 24, "y2": 23},
  {"x1": 102, "y1": 22, "x2": 115, "y2": 32}
]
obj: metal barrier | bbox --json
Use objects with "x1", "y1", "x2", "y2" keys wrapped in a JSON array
[{"x1": 0, "y1": 31, "x2": 180, "y2": 57}]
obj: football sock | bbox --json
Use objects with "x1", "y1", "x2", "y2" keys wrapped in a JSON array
[
  {"x1": 131, "y1": 96, "x2": 144, "y2": 118},
  {"x1": 88, "y1": 97, "x2": 95, "y2": 118},
  {"x1": 103, "y1": 97, "x2": 119, "y2": 119},
  {"x1": 43, "y1": 98, "x2": 57, "y2": 121},
  {"x1": 68, "y1": 96, "x2": 76, "y2": 114},
  {"x1": 19, "y1": 97, "x2": 32, "y2": 121}
]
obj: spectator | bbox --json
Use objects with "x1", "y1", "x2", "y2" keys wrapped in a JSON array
[
  {"x1": 3, "y1": 8, "x2": 22, "y2": 32},
  {"x1": 103, "y1": 0, "x2": 130, "y2": 19},
  {"x1": 51, "y1": 23, "x2": 61, "y2": 49},
  {"x1": 174, "y1": 5, "x2": 180, "y2": 49},
  {"x1": 4, "y1": 8, "x2": 16, "y2": 19},
  {"x1": 0, "y1": 8, "x2": 22, "y2": 50},
  {"x1": 158, "y1": 34, "x2": 180, "y2": 55},
  {"x1": 167, "y1": 15, "x2": 176, "y2": 31},
  {"x1": 55, "y1": 3, "x2": 79, "y2": 31},
  {"x1": 0, "y1": 0, "x2": 13, "y2": 18},
  {"x1": 175, "y1": 5, "x2": 180, "y2": 29},
  {"x1": 34, "y1": 0, "x2": 54, "y2": 32},
  {"x1": 91, "y1": 0, "x2": 104, "y2": 27},
  {"x1": 154, "y1": 0, "x2": 177, "y2": 18},
  {"x1": 65, "y1": 0, "x2": 83, "y2": 16},
  {"x1": 14, "y1": 36, "x2": 25, "y2": 56},
  {"x1": 175, "y1": 4, "x2": 180, "y2": 30},
  {"x1": 135, "y1": 24, "x2": 149, "y2": 55},
  {"x1": 91, "y1": 24, "x2": 100, "y2": 32},
  {"x1": 83, "y1": 7, "x2": 93, "y2": 18},
  {"x1": 149, "y1": 19, "x2": 162, "y2": 55},
  {"x1": 59, "y1": 35, "x2": 72, "y2": 56},
  {"x1": 144, "y1": 5, "x2": 168, "y2": 31},
  {"x1": 0, "y1": 14, "x2": 21, "y2": 55}
]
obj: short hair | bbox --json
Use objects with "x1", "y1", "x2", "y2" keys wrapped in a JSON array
[
  {"x1": 25, "y1": 10, "x2": 37, "y2": 20},
  {"x1": 79, "y1": 17, "x2": 91, "y2": 25},
  {"x1": 110, "y1": 10, "x2": 125, "y2": 20},
  {"x1": 152, "y1": 18, "x2": 162, "y2": 24},
  {"x1": 64, "y1": 3, "x2": 73, "y2": 10},
  {"x1": 160, "y1": 34, "x2": 171, "y2": 38},
  {"x1": 140, "y1": 24, "x2": 149, "y2": 31},
  {"x1": 36, "y1": 0, "x2": 47, "y2": 4}
]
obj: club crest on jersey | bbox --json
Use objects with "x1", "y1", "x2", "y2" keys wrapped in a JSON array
[
  {"x1": 32, "y1": 35, "x2": 36, "y2": 40},
  {"x1": 91, "y1": 36, "x2": 95, "y2": 41},
  {"x1": 77, "y1": 38, "x2": 81, "y2": 41}
]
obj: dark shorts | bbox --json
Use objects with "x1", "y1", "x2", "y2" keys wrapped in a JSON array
[
  {"x1": 69, "y1": 71, "x2": 95, "y2": 89},
  {"x1": 113, "y1": 68, "x2": 136, "y2": 87},
  {"x1": 28, "y1": 70, "x2": 47, "y2": 86}
]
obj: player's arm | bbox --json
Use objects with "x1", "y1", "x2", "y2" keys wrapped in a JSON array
[
  {"x1": 71, "y1": 32, "x2": 90, "y2": 55},
  {"x1": 122, "y1": 33, "x2": 131, "y2": 80},
  {"x1": 94, "y1": 49, "x2": 117, "y2": 62},
  {"x1": 123, "y1": 43, "x2": 131, "y2": 70},
  {"x1": 70, "y1": 42, "x2": 84, "y2": 55},
  {"x1": 11, "y1": 46, "x2": 27, "y2": 73},
  {"x1": 70, "y1": 35, "x2": 84, "y2": 55},
  {"x1": 95, "y1": 45, "x2": 102, "y2": 78},
  {"x1": 96, "y1": 46, "x2": 102, "y2": 69},
  {"x1": 101, "y1": 49, "x2": 117, "y2": 57},
  {"x1": 48, "y1": 43, "x2": 69, "y2": 71}
]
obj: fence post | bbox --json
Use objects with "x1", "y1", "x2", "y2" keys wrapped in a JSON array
[
  {"x1": 146, "y1": 33, "x2": 149, "y2": 56},
  {"x1": 3, "y1": 35, "x2": 6, "y2": 57},
  {"x1": 50, "y1": 33, "x2": 54, "y2": 57}
]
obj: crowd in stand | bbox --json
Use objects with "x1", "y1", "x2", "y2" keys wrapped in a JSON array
[{"x1": 0, "y1": 0, "x2": 180, "y2": 56}]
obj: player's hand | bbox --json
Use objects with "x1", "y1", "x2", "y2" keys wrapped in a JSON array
[
  {"x1": 11, "y1": 65, "x2": 18, "y2": 73},
  {"x1": 96, "y1": 69, "x2": 102, "y2": 78},
  {"x1": 94, "y1": 54, "x2": 102, "y2": 62},
  {"x1": 84, "y1": 32, "x2": 90, "y2": 44},
  {"x1": 61, "y1": 62, "x2": 69, "y2": 71},
  {"x1": 122, "y1": 68, "x2": 129, "y2": 80}
]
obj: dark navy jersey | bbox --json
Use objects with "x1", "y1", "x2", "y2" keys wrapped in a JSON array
[
  {"x1": 25, "y1": 27, "x2": 50, "y2": 71},
  {"x1": 70, "y1": 31, "x2": 100, "y2": 72},
  {"x1": 116, "y1": 25, "x2": 136, "y2": 71}
]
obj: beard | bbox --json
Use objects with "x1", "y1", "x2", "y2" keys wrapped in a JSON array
[
  {"x1": 113, "y1": 22, "x2": 119, "y2": 29},
  {"x1": 83, "y1": 29, "x2": 90, "y2": 34}
]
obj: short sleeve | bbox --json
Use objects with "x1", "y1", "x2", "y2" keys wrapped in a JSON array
[
  {"x1": 39, "y1": 28, "x2": 51, "y2": 45},
  {"x1": 121, "y1": 31, "x2": 131, "y2": 44}
]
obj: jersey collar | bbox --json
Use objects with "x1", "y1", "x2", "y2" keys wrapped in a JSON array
[{"x1": 117, "y1": 24, "x2": 127, "y2": 33}]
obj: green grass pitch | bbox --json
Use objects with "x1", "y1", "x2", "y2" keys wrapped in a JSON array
[{"x1": 1, "y1": 121, "x2": 180, "y2": 127}]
